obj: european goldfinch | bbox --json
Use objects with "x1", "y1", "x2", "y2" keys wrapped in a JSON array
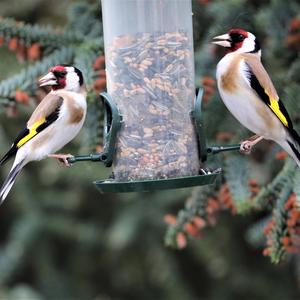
[
  {"x1": 213, "y1": 28, "x2": 300, "y2": 167},
  {"x1": 0, "y1": 65, "x2": 87, "y2": 203}
]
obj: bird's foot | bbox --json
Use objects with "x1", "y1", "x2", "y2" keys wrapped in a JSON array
[
  {"x1": 239, "y1": 135, "x2": 264, "y2": 155},
  {"x1": 48, "y1": 153, "x2": 73, "y2": 167},
  {"x1": 240, "y1": 141, "x2": 253, "y2": 155}
]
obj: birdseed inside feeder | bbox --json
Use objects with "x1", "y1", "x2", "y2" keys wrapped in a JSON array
[
  {"x1": 102, "y1": 0, "x2": 199, "y2": 181},
  {"x1": 68, "y1": 0, "x2": 240, "y2": 192}
]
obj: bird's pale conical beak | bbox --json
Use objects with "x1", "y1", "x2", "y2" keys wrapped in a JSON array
[
  {"x1": 38, "y1": 72, "x2": 57, "y2": 87},
  {"x1": 212, "y1": 33, "x2": 231, "y2": 47}
]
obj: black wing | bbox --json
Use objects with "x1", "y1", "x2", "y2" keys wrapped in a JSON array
[
  {"x1": 246, "y1": 68, "x2": 293, "y2": 128},
  {"x1": 0, "y1": 106, "x2": 61, "y2": 166},
  {"x1": 246, "y1": 65, "x2": 300, "y2": 147}
]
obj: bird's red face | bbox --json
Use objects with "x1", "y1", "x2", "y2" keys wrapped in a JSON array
[
  {"x1": 38, "y1": 65, "x2": 83, "y2": 91},
  {"x1": 49, "y1": 65, "x2": 68, "y2": 90},
  {"x1": 227, "y1": 29, "x2": 249, "y2": 51},
  {"x1": 212, "y1": 28, "x2": 260, "y2": 54},
  {"x1": 39, "y1": 65, "x2": 67, "y2": 90}
]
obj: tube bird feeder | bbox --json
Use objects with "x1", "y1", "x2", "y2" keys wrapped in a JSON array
[{"x1": 68, "y1": 0, "x2": 240, "y2": 192}]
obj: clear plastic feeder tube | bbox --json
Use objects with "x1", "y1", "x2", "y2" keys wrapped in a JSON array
[{"x1": 101, "y1": 0, "x2": 200, "y2": 181}]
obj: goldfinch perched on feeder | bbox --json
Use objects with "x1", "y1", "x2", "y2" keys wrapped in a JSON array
[
  {"x1": 213, "y1": 28, "x2": 300, "y2": 167},
  {"x1": 0, "y1": 65, "x2": 87, "y2": 203}
]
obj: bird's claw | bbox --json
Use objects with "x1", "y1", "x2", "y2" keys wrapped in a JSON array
[
  {"x1": 240, "y1": 141, "x2": 253, "y2": 155},
  {"x1": 58, "y1": 154, "x2": 73, "y2": 167},
  {"x1": 48, "y1": 154, "x2": 74, "y2": 167}
]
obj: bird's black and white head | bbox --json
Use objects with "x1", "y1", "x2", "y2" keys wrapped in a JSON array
[
  {"x1": 39, "y1": 65, "x2": 84, "y2": 92},
  {"x1": 212, "y1": 29, "x2": 261, "y2": 54}
]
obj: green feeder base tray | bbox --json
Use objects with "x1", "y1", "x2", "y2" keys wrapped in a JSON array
[{"x1": 94, "y1": 171, "x2": 220, "y2": 193}]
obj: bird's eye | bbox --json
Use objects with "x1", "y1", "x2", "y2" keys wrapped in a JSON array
[
  {"x1": 237, "y1": 34, "x2": 245, "y2": 41},
  {"x1": 53, "y1": 71, "x2": 67, "y2": 78},
  {"x1": 230, "y1": 33, "x2": 245, "y2": 43}
]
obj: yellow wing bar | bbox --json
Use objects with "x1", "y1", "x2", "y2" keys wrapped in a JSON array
[
  {"x1": 17, "y1": 118, "x2": 46, "y2": 148},
  {"x1": 264, "y1": 90, "x2": 288, "y2": 127}
]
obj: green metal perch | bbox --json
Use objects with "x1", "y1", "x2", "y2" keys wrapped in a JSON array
[{"x1": 67, "y1": 89, "x2": 241, "y2": 193}]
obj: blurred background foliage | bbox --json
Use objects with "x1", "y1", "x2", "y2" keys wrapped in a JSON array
[{"x1": 0, "y1": 0, "x2": 300, "y2": 299}]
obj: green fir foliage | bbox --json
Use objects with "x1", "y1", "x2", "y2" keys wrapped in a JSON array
[{"x1": 1, "y1": 0, "x2": 300, "y2": 299}]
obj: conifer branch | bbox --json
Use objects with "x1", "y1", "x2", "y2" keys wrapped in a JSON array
[
  {"x1": 0, "y1": 17, "x2": 84, "y2": 49},
  {"x1": 0, "y1": 47, "x2": 74, "y2": 101},
  {"x1": 253, "y1": 159, "x2": 296, "y2": 209},
  {"x1": 223, "y1": 155, "x2": 252, "y2": 213}
]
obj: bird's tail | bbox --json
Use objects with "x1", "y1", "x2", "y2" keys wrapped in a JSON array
[
  {"x1": 279, "y1": 128, "x2": 300, "y2": 168},
  {"x1": 0, "y1": 160, "x2": 25, "y2": 204}
]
